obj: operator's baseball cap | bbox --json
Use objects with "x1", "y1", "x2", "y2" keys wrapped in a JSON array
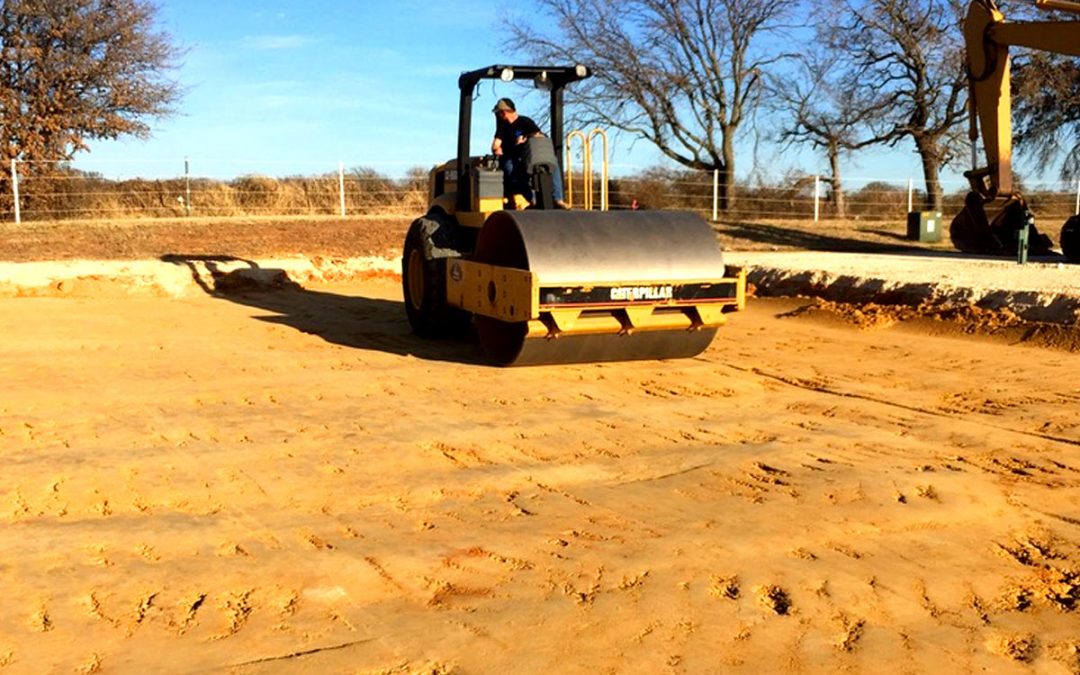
[{"x1": 492, "y1": 97, "x2": 516, "y2": 113}]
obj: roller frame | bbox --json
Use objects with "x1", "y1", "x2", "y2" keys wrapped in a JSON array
[{"x1": 445, "y1": 257, "x2": 745, "y2": 338}]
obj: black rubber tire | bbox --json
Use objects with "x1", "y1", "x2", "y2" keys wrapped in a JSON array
[
  {"x1": 1062, "y1": 215, "x2": 1080, "y2": 263},
  {"x1": 401, "y1": 215, "x2": 472, "y2": 338}
]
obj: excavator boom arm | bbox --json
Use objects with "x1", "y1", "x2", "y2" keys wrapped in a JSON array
[{"x1": 951, "y1": 0, "x2": 1080, "y2": 258}]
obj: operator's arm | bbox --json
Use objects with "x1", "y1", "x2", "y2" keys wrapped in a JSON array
[
  {"x1": 517, "y1": 117, "x2": 542, "y2": 143},
  {"x1": 493, "y1": 117, "x2": 508, "y2": 156}
]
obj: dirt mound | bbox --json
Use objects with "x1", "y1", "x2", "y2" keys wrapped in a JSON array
[{"x1": 776, "y1": 297, "x2": 1080, "y2": 352}]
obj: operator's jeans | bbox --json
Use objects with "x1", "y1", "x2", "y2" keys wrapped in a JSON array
[{"x1": 500, "y1": 157, "x2": 565, "y2": 203}]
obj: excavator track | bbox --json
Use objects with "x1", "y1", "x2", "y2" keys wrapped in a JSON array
[{"x1": 1062, "y1": 216, "x2": 1080, "y2": 262}]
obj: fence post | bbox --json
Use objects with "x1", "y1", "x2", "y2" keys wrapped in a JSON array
[
  {"x1": 338, "y1": 161, "x2": 346, "y2": 217},
  {"x1": 10, "y1": 159, "x2": 20, "y2": 224},
  {"x1": 813, "y1": 175, "x2": 820, "y2": 223},
  {"x1": 908, "y1": 178, "x2": 914, "y2": 213},
  {"x1": 712, "y1": 169, "x2": 718, "y2": 222},
  {"x1": 184, "y1": 157, "x2": 192, "y2": 216}
]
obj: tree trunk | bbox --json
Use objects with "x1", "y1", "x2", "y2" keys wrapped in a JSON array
[
  {"x1": 717, "y1": 168, "x2": 732, "y2": 212},
  {"x1": 919, "y1": 150, "x2": 943, "y2": 212},
  {"x1": 720, "y1": 133, "x2": 736, "y2": 211},
  {"x1": 829, "y1": 147, "x2": 845, "y2": 219}
]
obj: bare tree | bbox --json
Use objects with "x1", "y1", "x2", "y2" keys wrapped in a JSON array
[
  {"x1": 770, "y1": 48, "x2": 893, "y2": 218},
  {"x1": 507, "y1": 0, "x2": 791, "y2": 211},
  {"x1": 1012, "y1": 52, "x2": 1080, "y2": 181},
  {"x1": 0, "y1": 0, "x2": 182, "y2": 209},
  {"x1": 831, "y1": 0, "x2": 968, "y2": 212}
]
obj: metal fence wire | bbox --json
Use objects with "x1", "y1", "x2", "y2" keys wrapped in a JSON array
[{"x1": 4, "y1": 160, "x2": 1080, "y2": 223}]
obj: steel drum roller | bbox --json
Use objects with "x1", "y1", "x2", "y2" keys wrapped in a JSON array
[{"x1": 472, "y1": 210, "x2": 726, "y2": 366}]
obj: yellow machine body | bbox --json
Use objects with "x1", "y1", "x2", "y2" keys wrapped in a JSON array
[
  {"x1": 446, "y1": 258, "x2": 743, "y2": 332},
  {"x1": 427, "y1": 159, "x2": 505, "y2": 228},
  {"x1": 414, "y1": 165, "x2": 745, "y2": 365},
  {"x1": 952, "y1": 0, "x2": 1080, "y2": 260},
  {"x1": 401, "y1": 64, "x2": 745, "y2": 365}
]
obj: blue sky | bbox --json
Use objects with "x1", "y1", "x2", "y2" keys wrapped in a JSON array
[{"x1": 72, "y1": 0, "x2": 953, "y2": 187}]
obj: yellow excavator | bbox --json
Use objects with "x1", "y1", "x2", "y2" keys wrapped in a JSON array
[
  {"x1": 951, "y1": 0, "x2": 1080, "y2": 261},
  {"x1": 401, "y1": 65, "x2": 745, "y2": 366}
]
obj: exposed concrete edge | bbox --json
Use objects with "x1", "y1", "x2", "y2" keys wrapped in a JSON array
[
  {"x1": 742, "y1": 266, "x2": 1080, "y2": 326},
  {"x1": 0, "y1": 255, "x2": 401, "y2": 298},
  {"x1": 4, "y1": 252, "x2": 1079, "y2": 327}
]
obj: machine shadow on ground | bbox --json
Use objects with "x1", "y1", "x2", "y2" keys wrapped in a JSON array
[{"x1": 160, "y1": 254, "x2": 486, "y2": 365}]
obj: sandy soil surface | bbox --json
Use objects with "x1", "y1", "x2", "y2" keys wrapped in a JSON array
[
  {"x1": 1, "y1": 273, "x2": 1078, "y2": 673},
  {"x1": 1, "y1": 215, "x2": 1078, "y2": 672}
]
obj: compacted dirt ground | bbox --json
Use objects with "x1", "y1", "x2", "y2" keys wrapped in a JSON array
[{"x1": 0, "y1": 216, "x2": 1078, "y2": 673}]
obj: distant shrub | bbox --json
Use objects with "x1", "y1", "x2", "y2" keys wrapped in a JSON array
[{"x1": 232, "y1": 175, "x2": 283, "y2": 211}]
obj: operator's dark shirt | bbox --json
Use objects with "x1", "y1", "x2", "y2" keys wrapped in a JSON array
[{"x1": 495, "y1": 115, "x2": 542, "y2": 160}]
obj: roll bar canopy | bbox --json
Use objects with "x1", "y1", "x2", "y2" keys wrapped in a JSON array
[{"x1": 455, "y1": 64, "x2": 591, "y2": 212}]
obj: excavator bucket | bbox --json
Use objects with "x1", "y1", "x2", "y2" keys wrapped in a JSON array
[
  {"x1": 445, "y1": 210, "x2": 744, "y2": 366},
  {"x1": 949, "y1": 192, "x2": 1000, "y2": 255},
  {"x1": 949, "y1": 192, "x2": 1055, "y2": 256}
]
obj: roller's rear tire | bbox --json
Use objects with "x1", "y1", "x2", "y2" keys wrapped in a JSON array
[
  {"x1": 401, "y1": 216, "x2": 471, "y2": 338},
  {"x1": 1062, "y1": 216, "x2": 1080, "y2": 263}
]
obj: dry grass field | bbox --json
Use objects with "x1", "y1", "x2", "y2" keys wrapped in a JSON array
[{"x1": 0, "y1": 215, "x2": 407, "y2": 263}]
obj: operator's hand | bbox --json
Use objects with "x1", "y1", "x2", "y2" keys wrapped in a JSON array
[{"x1": 493, "y1": 146, "x2": 503, "y2": 156}]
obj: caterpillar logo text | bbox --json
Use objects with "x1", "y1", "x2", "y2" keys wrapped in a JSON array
[{"x1": 609, "y1": 285, "x2": 674, "y2": 302}]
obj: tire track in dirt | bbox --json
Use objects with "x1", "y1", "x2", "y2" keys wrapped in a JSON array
[
  {"x1": 0, "y1": 378, "x2": 415, "y2": 670},
  {"x1": 729, "y1": 363, "x2": 1080, "y2": 448}
]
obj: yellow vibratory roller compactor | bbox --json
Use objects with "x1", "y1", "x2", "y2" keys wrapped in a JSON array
[{"x1": 402, "y1": 64, "x2": 745, "y2": 366}]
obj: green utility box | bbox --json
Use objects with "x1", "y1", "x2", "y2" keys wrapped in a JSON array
[{"x1": 906, "y1": 211, "x2": 943, "y2": 243}]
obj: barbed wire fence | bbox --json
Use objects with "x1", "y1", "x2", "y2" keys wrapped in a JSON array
[
  {"x1": 2, "y1": 158, "x2": 431, "y2": 222},
  {"x1": 5, "y1": 158, "x2": 1080, "y2": 224}
]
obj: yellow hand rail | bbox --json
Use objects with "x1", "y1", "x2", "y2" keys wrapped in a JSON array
[
  {"x1": 565, "y1": 128, "x2": 609, "y2": 210},
  {"x1": 1036, "y1": 0, "x2": 1080, "y2": 14},
  {"x1": 566, "y1": 130, "x2": 588, "y2": 210}
]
